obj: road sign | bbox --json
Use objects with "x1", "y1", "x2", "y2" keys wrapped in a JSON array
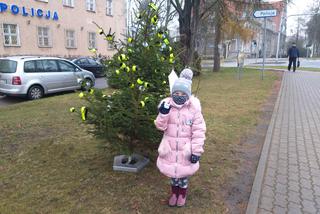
[{"x1": 253, "y1": 10, "x2": 277, "y2": 18}]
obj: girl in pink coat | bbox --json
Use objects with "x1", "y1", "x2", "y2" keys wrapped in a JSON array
[{"x1": 155, "y1": 68, "x2": 206, "y2": 207}]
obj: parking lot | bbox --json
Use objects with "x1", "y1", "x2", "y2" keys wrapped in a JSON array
[{"x1": 0, "y1": 77, "x2": 108, "y2": 107}]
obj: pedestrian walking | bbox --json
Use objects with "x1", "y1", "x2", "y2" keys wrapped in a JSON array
[
  {"x1": 287, "y1": 42, "x2": 300, "y2": 72},
  {"x1": 154, "y1": 68, "x2": 206, "y2": 207}
]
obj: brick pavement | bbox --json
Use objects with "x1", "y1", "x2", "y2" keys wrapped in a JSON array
[{"x1": 247, "y1": 71, "x2": 320, "y2": 214}]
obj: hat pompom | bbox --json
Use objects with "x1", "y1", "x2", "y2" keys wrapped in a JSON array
[{"x1": 180, "y1": 68, "x2": 193, "y2": 81}]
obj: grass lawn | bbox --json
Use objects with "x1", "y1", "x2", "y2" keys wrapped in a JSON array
[
  {"x1": 0, "y1": 68, "x2": 279, "y2": 213},
  {"x1": 246, "y1": 65, "x2": 320, "y2": 72}
]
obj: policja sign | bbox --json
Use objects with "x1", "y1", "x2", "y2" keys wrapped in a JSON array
[
  {"x1": 253, "y1": 9, "x2": 278, "y2": 80},
  {"x1": 0, "y1": 2, "x2": 59, "y2": 21},
  {"x1": 253, "y1": 9, "x2": 277, "y2": 18}
]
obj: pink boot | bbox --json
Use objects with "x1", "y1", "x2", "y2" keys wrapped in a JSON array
[
  {"x1": 177, "y1": 187, "x2": 187, "y2": 207},
  {"x1": 168, "y1": 186, "x2": 179, "y2": 207}
]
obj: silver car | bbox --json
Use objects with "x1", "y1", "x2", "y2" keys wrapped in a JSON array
[{"x1": 0, "y1": 56, "x2": 95, "y2": 99}]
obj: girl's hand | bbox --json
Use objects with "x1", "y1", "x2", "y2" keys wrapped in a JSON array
[
  {"x1": 190, "y1": 154, "x2": 200, "y2": 163},
  {"x1": 159, "y1": 102, "x2": 171, "y2": 115}
]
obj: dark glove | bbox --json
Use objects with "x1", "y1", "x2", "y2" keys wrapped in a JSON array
[
  {"x1": 159, "y1": 102, "x2": 171, "y2": 115},
  {"x1": 190, "y1": 154, "x2": 200, "y2": 163}
]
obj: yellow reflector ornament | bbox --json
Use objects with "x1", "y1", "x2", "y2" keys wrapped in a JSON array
[
  {"x1": 140, "y1": 101, "x2": 145, "y2": 107},
  {"x1": 126, "y1": 67, "x2": 130, "y2": 72},
  {"x1": 130, "y1": 83, "x2": 135, "y2": 88},
  {"x1": 128, "y1": 37, "x2": 133, "y2": 43},
  {"x1": 148, "y1": 3, "x2": 158, "y2": 11},
  {"x1": 163, "y1": 38, "x2": 170, "y2": 45},
  {"x1": 120, "y1": 63, "x2": 126, "y2": 69},
  {"x1": 116, "y1": 69, "x2": 120, "y2": 75},
  {"x1": 144, "y1": 97, "x2": 149, "y2": 101},
  {"x1": 169, "y1": 53, "x2": 174, "y2": 58},
  {"x1": 118, "y1": 54, "x2": 127, "y2": 61},
  {"x1": 69, "y1": 107, "x2": 75, "y2": 113},
  {"x1": 157, "y1": 32, "x2": 163, "y2": 38},
  {"x1": 151, "y1": 15, "x2": 158, "y2": 24},
  {"x1": 89, "y1": 88, "x2": 94, "y2": 94},
  {"x1": 137, "y1": 78, "x2": 144, "y2": 85},
  {"x1": 79, "y1": 92, "x2": 84, "y2": 98},
  {"x1": 144, "y1": 82, "x2": 149, "y2": 88},
  {"x1": 162, "y1": 80, "x2": 167, "y2": 84},
  {"x1": 132, "y1": 65, "x2": 137, "y2": 72},
  {"x1": 81, "y1": 106, "x2": 88, "y2": 121},
  {"x1": 89, "y1": 48, "x2": 97, "y2": 53},
  {"x1": 169, "y1": 58, "x2": 174, "y2": 64},
  {"x1": 106, "y1": 34, "x2": 113, "y2": 41},
  {"x1": 169, "y1": 46, "x2": 173, "y2": 52}
]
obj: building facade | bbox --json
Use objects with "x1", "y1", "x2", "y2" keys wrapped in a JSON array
[{"x1": 0, "y1": 0, "x2": 126, "y2": 58}]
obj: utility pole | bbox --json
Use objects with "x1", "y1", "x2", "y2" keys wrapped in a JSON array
[{"x1": 296, "y1": 18, "x2": 300, "y2": 44}]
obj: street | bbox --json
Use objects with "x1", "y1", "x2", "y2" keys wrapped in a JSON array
[
  {"x1": 0, "y1": 77, "x2": 108, "y2": 107},
  {"x1": 202, "y1": 58, "x2": 320, "y2": 68}
]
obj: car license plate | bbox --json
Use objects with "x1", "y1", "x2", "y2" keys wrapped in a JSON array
[{"x1": 0, "y1": 79, "x2": 6, "y2": 84}]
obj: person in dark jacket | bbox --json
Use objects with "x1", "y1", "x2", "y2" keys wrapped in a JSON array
[{"x1": 287, "y1": 43, "x2": 300, "y2": 72}]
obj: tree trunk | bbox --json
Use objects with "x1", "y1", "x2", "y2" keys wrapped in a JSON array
[
  {"x1": 165, "y1": 0, "x2": 171, "y2": 28},
  {"x1": 213, "y1": 17, "x2": 222, "y2": 72}
]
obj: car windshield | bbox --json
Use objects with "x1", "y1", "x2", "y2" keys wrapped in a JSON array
[{"x1": 0, "y1": 59, "x2": 17, "y2": 73}]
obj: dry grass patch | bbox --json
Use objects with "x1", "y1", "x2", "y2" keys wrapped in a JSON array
[{"x1": 0, "y1": 68, "x2": 279, "y2": 213}]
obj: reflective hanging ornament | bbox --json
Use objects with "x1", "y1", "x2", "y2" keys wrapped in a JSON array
[
  {"x1": 69, "y1": 107, "x2": 75, "y2": 113},
  {"x1": 148, "y1": 3, "x2": 158, "y2": 11},
  {"x1": 79, "y1": 92, "x2": 84, "y2": 98},
  {"x1": 151, "y1": 15, "x2": 158, "y2": 25},
  {"x1": 115, "y1": 69, "x2": 120, "y2": 75},
  {"x1": 142, "y1": 41, "x2": 149, "y2": 47},
  {"x1": 137, "y1": 78, "x2": 144, "y2": 85},
  {"x1": 157, "y1": 31, "x2": 164, "y2": 39},
  {"x1": 127, "y1": 37, "x2": 133, "y2": 43},
  {"x1": 98, "y1": 28, "x2": 104, "y2": 35},
  {"x1": 140, "y1": 100, "x2": 145, "y2": 107},
  {"x1": 132, "y1": 65, "x2": 137, "y2": 72},
  {"x1": 80, "y1": 106, "x2": 88, "y2": 121}
]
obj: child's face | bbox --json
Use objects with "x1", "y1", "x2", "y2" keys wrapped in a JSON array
[{"x1": 172, "y1": 91, "x2": 187, "y2": 97}]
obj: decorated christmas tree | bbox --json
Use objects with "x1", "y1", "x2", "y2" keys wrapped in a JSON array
[{"x1": 74, "y1": 1, "x2": 182, "y2": 155}]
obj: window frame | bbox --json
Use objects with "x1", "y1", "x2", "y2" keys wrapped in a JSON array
[
  {"x1": 86, "y1": 0, "x2": 96, "y2": 12},
  {"x1": 2, "y1": 23, "x2": 21, "y2": 47},
  {"x1": 65, "y1": 29, "x2": 77, "y2": 49},
  {"x1": 63, "y1": 0, "x2": 74, "y2": 7},
  {"x1": 88, "y1": 32, "x2": 97, "y2": 49},
  {"x1": 37, "y1": 26, "x2": 52, "y2": 48},
  {"x1": 106, "y1": 0, "x2": 113, "y2": 16}
]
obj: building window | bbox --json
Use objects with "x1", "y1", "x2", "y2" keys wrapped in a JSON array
[
  {"x1": 107, "y1": 42, "x2": 113, "y2": 50},
  {"x1": 106, "y1": 0, "x2": 113, "y2": 16},
  {"x1": 37, "y1": 27, "x2": 51, "y2": 47},
  {"x1": 65, "y1": 30, "x2": 76, "y2": 48},
  {"x1": 63, "y1": 0, "x2": 74, "y2": 7},
  {"x1": 88, "y1": 32, "x2": 96, "y2": 49},
  {"x1": 3, "y1": 24, "x2": 20, "y2": 46},
  {"x1": 86, "y1": 0, "x2": 96, "y2": 12}
]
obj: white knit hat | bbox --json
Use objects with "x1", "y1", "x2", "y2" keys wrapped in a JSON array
[{"x1": 171, "y1": 68, "x2": 193, "y2": 98}]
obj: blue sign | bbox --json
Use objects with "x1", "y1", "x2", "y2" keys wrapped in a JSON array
[{"x1": 0, "y1": 2, "x2": 59, "y2": 21}]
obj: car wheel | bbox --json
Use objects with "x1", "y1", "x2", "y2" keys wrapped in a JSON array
[
  {"x1": 81, "y1": 78, "x2": 93, "y2": 91},
  {"x1": 28, "y1": 85, "x2": 44, "y2": 100}
]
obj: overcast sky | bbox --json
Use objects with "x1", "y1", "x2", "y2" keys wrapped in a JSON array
[{"x1": 287, "y1": 0, "x2": 316, "y2": 36}]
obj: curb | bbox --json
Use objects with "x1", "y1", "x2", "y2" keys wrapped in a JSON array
[{"x1": 246, "y1": 72, "x2": 286, "y2": 214}]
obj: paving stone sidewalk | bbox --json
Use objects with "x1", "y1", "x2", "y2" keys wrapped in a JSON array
[{"x1": 247, "y1": 71, "x2": 320, "y2": 214}]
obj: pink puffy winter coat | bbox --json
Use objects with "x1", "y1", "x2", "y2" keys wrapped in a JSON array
[{"x1": 155, "y1": 96, "x2": 206, "y2": 178}]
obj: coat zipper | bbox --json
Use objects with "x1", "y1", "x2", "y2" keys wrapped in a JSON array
[{"x1": 175, "y1": 110, "x2": 180, "y2": 176}]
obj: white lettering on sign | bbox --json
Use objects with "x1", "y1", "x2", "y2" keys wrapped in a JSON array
[{"x1": 253, "y1": 10, "x2": 277, "y2": 18}]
